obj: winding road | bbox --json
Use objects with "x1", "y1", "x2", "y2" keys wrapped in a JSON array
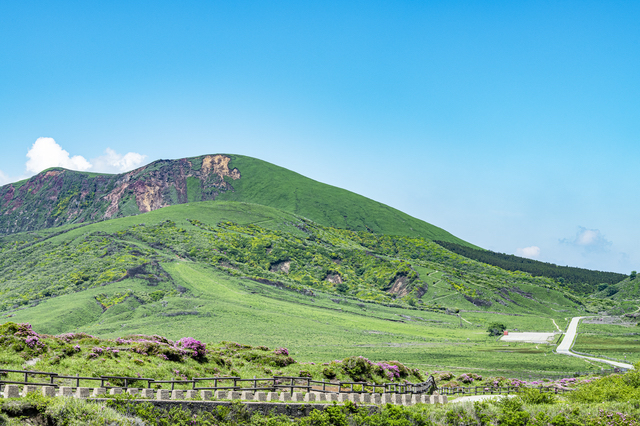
[{"x1": 557, "y1": 316, "x2": 634, "y2": 370}]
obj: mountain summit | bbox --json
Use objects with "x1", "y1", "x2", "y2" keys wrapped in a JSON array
[{"x1": 0, "y1": 154, "x2": 472, "y2": 246}]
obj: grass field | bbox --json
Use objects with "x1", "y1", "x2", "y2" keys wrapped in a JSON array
[
  {"x1": 216, "y1": 155, "x2": 475, "y2": 247},
  {"x1": 6, "y1": 261, "x2": 598, "y2": 376},
  {"x1": 572, "y1": 319, "x2": 640, "y2": 364}
]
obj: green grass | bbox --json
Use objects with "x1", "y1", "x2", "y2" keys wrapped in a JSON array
[
  {"x1": 186, "y1": 176, "x2": 202, "y2": 203},
  {"x1": 0, "y1": 199, "x2": 598, "y2": 376},
  {"x1": 572, "y1": 321, "x2": 640, "y2": 363},
  {"x1": 216, "y1": 155, "x2": 476, "y2": 247},
  {"x1": 1, "y1": 153, "x2": 476, "y2": 249},
  {"x1": 5, "y1": 262, "x2": 595, "y2": 375}
]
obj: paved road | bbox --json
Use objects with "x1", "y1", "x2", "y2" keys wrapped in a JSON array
[{"x1": 557, "y1": 316, "x2": 634, "y2": 369}]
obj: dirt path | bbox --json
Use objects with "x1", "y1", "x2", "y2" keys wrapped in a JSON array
[
  {"x1": 557, "y1": 316, "x2": 634, "y2": 369},
  {"x1": 450, "y1": 394, "x2": 515, "y2": 404}
]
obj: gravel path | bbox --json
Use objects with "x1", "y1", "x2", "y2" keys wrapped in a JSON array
[
  {"x1": 557, "y1": 316, "x2": 634, "y2": 369},
  {"x1": 501, "y1": 332, "x2": 556, "y2": 344},
  {"x1": 450, "y1": 394, "x2": 514, "y2": 404}
]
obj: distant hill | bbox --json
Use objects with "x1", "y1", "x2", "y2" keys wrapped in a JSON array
[
  {"x1": 434, "y1": 241, "x2": 627, "y2": 293},
  {"x1": 0, "y1": 154, "x2": 472, "y2": 247}
]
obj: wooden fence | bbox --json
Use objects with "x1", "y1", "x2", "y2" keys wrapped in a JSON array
[
  {"x1": 439, "y1": 385, "x2": 573, "y2": 396},
  {"x1": 0, "y1": 368, "x2": 437, "y2": 395}
]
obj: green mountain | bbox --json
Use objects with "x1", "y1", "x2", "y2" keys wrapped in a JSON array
[
  {"x1": 0, "y1": 154, "x2": 472, "y2": 247},
  {"x1": 0, "y1": 200, "x2": 593, "y2": 373},
  {"x1": 0, "y1": 154, "x2": 626, "y2": 372}
]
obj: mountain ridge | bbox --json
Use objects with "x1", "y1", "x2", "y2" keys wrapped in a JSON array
[{"x1": 0, "y1": 154, "x2": 473, "y2": 247}]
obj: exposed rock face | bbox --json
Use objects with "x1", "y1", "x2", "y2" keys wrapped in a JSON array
[
  {"x1": 270, "y1": 260, "x2": 291, "y2": 274},
  {"x1": 0, "y1": 154, "x2": 241, "y2": 235},
  {"x1": 388, "y1": 275, "x2": 410, "y2": 298},
  {"x1": 325, "y1": 273, "x2": 343, "y2": 284}
]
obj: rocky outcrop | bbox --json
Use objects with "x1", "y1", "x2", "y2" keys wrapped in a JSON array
[{"x1": 0, "y1": 154, "x2": 241, "y2": 235}]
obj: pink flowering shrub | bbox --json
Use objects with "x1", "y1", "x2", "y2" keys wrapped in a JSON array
[
  {"x1": 341, "y1": 356, "x2": 412, "y2": 382},
  {"x1": 273, "y1": 347, "x2": 289, "y2": 356},
  {"x1": 0, "y1": 322, "x2": 46, "y2": 354},
  {"x1": 176, "y1": 337, "x2": 207, "y2": 360},
  {"x1": 374, "y1": 362, "x2": 401, "y2": 381},
  {"x1": 25, "y1": 336, "x2": 44, "y2": 351},
  {"x1": 57, "y1": 332, "x2": 96, "y2": 343},
  {"x1": 457, "y1": 373, "x2": 482, "y2": 384}
]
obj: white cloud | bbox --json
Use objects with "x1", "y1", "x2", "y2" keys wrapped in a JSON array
[
  {"x1": 91, "y1": 148, "x2": 147, "y2": 173},
  {"x1": 26, "y1": 137, "x2": 92, "y2": 174},
  {"x1": 23, "y1": 137, "x2": 146, "y2": 175},
  {"x1": 516, "y1": 246, "x2": 540, "y2": 258},
  {"x1": 561, "y1": 226, "x2": 612, "y2": 252},
  {"x1": 0, "y1": 170, "x2": 9, "y2": 185}
]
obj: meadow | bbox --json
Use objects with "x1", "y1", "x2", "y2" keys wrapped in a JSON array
[
  {"x1": 0, "y1": 200, "x2": 618, "y2": 378},
  {"x1": 5, "y1": 262, "x2": 596, "y2": 376},
  {"x1": 571, "y1": 319, "x2": 640, "y2": 364}
]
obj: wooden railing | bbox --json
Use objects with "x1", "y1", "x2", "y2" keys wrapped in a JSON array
[
  {"x1": 0, "y1": 368, "x2": 437, "y2": 395},
  {"x1": 439, "y1": 385, "x2": 573, "y2": 396}
]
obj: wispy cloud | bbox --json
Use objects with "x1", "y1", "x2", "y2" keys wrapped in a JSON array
[
  {"x1": 0, "y1": 170, "x2": 9, "y2": 185},
  {"x1": 561, "y1": 226, "x2": 612, "y2": 252},
  {"x1": 516, "y1": 246, "x2": 540, "y2": 258}
]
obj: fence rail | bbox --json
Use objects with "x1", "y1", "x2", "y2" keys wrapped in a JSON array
[
  {"x1": 0, "y1": 369, "x2": 437, "y2": 395},
  {"x1": 439, "y1": 385, "x2": 573, "y2": 396}
]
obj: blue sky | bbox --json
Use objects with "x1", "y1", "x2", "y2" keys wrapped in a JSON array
[{"x1": 1, "y1": 1, "x2": 638, "y2": 273}]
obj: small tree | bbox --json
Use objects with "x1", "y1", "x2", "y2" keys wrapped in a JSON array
[
  {"x1": 487, "y1": 322, "x2": 507, "y2": 336},
  {"x1": 631, "y1": 271, "x2": 637, "y2": 280}
]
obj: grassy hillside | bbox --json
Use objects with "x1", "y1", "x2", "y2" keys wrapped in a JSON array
[
  {"x1": 2, "y1": 262, "x2": 592, "y2": 374},
  {"x1": 0, "y1": 201, "x2": 577, "y2": 314},
  {"x1": 216, "y1": 155, "x2": 474, "y2": 247},
  {"x1": 0, "y1": 200, "x2": 600, "y2": 375},
  {"x1": 0, "y1": 154, "x2": 474, "y2": 249}
]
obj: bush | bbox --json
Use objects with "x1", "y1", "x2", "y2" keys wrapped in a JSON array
[
  {"x1": 323, "y1": 367, "x2": 337, "y2": 379},
  {"x1": 341, "y1": 356, "x2": 373, "y2": 381},
  {"x1": 496, "y1": 396, "x2": 530, "y2": 426},
  {"x1": 518, "y1": 388, "x2": 557, "y2": 404},
  {"x1": 176, "y1": 337, "x2": 207, "y2": 360},
  {"x1": 298, "y1": 370, "x2": 313, "y2": 378},
  {"x1": 487, "y1": 322, "x2": 507, "y2": 336}
]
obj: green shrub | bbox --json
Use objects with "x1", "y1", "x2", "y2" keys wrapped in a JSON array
[
  {"x1": 496, "y1": 397, "x2": 530, "y2": 426},
  {"x1": 518, "y1": 388, "x2": 557, "y2": 404},
  {"x1": 299, "y1": 370, "x2": 313, "y2": 378},
  {"x1": 323, "y1": 367, "x2": 337, "y2": 379},
  {"x1": 487, "y1": 322, "x2": 507, "y2": 336},
  {"x1": 341, "y1": 356, "x2": 373, "y2": 382}
]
